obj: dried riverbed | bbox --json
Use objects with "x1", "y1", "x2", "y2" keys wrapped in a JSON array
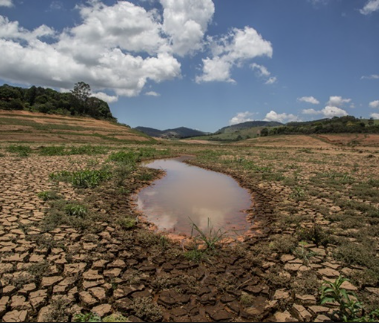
[{"x1": 0, "y1": 142, "x2": 378, "y2": 322}]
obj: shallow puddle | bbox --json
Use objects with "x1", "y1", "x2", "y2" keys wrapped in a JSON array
[{"x1": 137, "y1": 157, "x2": 252, "y2": 236}]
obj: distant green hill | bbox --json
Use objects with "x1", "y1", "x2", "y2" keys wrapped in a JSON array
[
  {"x1": 0, "y1": 83, "x2": 115, "y2": 120},
  {"x1": 189, "y1": 120, "x2": 282, "y2": 142},
  {"x1": 135, "y1": 126, "x2": 207, "y2": 139},
  {"x1": 217, "y1": 121, "x2": 282, "y2": 134}
]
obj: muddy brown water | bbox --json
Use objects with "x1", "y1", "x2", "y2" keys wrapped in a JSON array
[{"x1": 137, "y1": 157, "x2": 252, "y2": 236}]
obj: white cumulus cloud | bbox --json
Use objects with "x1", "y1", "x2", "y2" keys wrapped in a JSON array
[
  {"x1": 297, "y1": 96, "x2": 320, "y2": 105},
  {"x1": 198, "y1": 57, "x2": 235, "y2": 83},
  {"x1": 0, "y1": 0, "x2": 13, "y2": 7},
  {"x1": 321, "y1": 106, "x2": 348, "y2": 117},
  {"x1": 369, "y1": 100, "x2": 379, "y2": 108},
  {"x1": 91, "y1": 92, "x2": 118, "y2": 103},
  {"x1": 196, "y1": 26, "x2": 273, "y2": 83},
  {"x1": 301, "y1": 106, "x2": 348, "y2": 118},
  {"x1": 371, "y1": 113, "x2": 379, "y2": 119},
  {"x1": 327, "y1": 96, "x2": 351, "y2": 107},
  {"x1": 0, "y1": 2, "x2": 183, "y2": 98},
  {"x1": 229, "y1": 111, "x2": 254, "y2": 125},
  {"x1": 360, "y1": 0, "x2": 379, "y2": 14},
  {"x1": 264, "y1": 111, "x2": 299, "y2": 123},
  {"x1": 160, "y1": 0, "x2": 215, "y2": 56}
]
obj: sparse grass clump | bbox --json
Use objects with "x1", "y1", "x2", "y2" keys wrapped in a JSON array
[
  {"x1": 131, "y1": 297, "x2": 162, "y2": 322},
  {"x1": 6, "y1": 144, "x2": 32, "y2": 156},
  {"x1": 50, "y1": 168, "x2": 112, "y2": 188},
  {"x1": 43, "y1": 297, "x2": 71, "y2": 322},
  {"x1": 37, "y1": 190, "x2": 60, "y2": 201},
  {"x1": 297, "y1": 224, "x2": 329, "y2": 247},
  {"x1": 113, "y1": 163, "x2": 135, "y2": 186},
  {"x1": 190, "y1": 218, "x2": 228, "y2": 251},
  {"x1": 39, "y1": 146, "x2": 66, "y2": 156},
  {"x1": 64, "y1": 203, "x2": 88, "y2": 217},
  {"x1": 108, "y1": 151, "x2": 137, "y2": 164},
  {"x1": 183, "y1": 249, "x2": 205, "y2": 262},
  {"x1": 269, "y1": 235, "x2": 297, "y2": 253},
  {"x1": 41, "y1": 199, "x2": 104, "y2": 232},
  {"x1": 117, "y1": 216, "x2": 137, "y2": 230},
  {"x1": 39, "y1": 145, "x2": 108, "y2": 156},
  {"x1": 73, "y1": 312, "x2": 101, "y2": 322}
]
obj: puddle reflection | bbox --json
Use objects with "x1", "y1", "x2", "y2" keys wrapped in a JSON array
[{"x1": 137, "y1": 158, "x2": 251, "y2": 236}]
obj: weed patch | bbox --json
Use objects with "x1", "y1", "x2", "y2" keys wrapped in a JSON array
[
  {"x1": 37, "y1": 190, "x2": 61, "y2": 201},
  {"x1": 50, "y1": 168, "x2": 112, "y2": 188},
  {"x1": 6, "y1": 144, "x2": 31, "y2": 156}
]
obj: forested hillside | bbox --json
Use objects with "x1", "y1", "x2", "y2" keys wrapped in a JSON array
[
  {"x1": 0, "y1": 82, "x2": 115, "y2": 120},
  {"x1": 260, "y1": 116, "x2": 379, "y2": 136}
]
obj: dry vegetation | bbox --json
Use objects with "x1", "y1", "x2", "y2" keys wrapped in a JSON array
[{"x1": 1, "y1": 112, "x2": 379, "y2": 322}]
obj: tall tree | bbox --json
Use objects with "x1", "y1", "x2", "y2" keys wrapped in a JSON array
[
  {"x1": 71, "y1": 82, "x2": 91, "y2": 103},
  {"x1": 71, "y1": 82, "x2": 91, "y2": 114}
]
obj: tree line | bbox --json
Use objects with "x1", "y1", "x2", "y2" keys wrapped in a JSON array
[
  {"x1": 0, "y1": 82, "x2": 116, "y2": 121},
  {"x1": 260, "y1": 116, "x2": 379, "y2": 136}
]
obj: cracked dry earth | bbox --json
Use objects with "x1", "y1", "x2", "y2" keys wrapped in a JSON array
[
  {"x1": 0, "y1": 150, "x2": 378, "y2": 322},
  {"x1": 0, "y1": 154, "x2": 279, "y2": 322}
]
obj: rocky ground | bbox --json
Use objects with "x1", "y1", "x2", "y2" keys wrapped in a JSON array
[{"x1": 0, "y1": 142, "x2": 378, "y2": 322}]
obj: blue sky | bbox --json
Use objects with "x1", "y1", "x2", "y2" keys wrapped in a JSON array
[{"x1": 0, "y1": 0, "x2": 379, "y2": 132}]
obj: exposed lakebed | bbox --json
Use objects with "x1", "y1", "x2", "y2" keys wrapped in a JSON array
[{"x1": 137, "y1": 156, "x2": 252, "y2": 236}]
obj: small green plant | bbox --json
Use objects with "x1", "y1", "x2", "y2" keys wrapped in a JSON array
[
  {"x1": 297, "y1": 224, "x2": 328, "y2": 247},
  {"x1": 183, "y1": 249, "x2": 205, "y2": 262},
  {"x1": 320, "y1": 276, "x2": 362, "y2": 322},
  {"x1": 190, "y1": 218, "x2": 228, "y2": 251},
  {"x1": 64, "y1": 203, "x2": 88, "y2": 218},
  {"x1": 290, "y1": 186, "x2": 305, "y2": 199},
  {"x1": 117, "y1": 217, "x2": 137, "y2": 230},
  {"x1": 293, "y1": 244, "x2": 317, "y2": 265},
  {"x1": 37, "y1": 190, "x2": 60, "y2": 201},
  {"x1": 73, "y1": 312, "x2": 101, "y2": 322}
]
